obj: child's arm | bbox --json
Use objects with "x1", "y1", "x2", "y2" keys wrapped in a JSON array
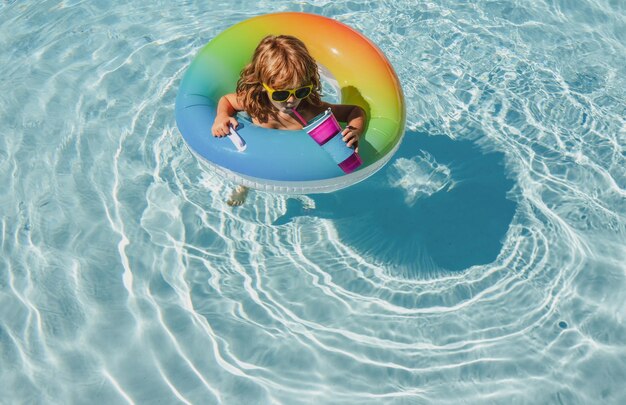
[
  {"x1": 328, "y1": 104, "x2": 366, "y2": 151},
  {"x1": 212, "y1": 93, "x2": 244, "y2": 137}
]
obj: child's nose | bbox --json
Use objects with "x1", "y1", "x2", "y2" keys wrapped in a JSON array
[{"x1": 286, "y1": 94, "x2": 296, "y2": 103}]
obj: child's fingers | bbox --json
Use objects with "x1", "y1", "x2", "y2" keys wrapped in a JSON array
[
  {"x1": 228, "y1": 117, "x2": 239, "y2": 129},
  {"x1": 342, "y1": 128, "x2": 351, "y2": 141},
  {"x1": 342, "y1": 127, "x2": 360, "y2": 142},
  {"x1": 213, "y1": 124, "x2": 228, "y2": 137},
  {"x1": 218, "y1": 122, "x2": 230, "y2": 136},
  {"x1": 212, "y1": 122, "x2": 222, "y2": 136},
  {"x1": 342, "y1": 131, "x2": 357, "y2": 142}
]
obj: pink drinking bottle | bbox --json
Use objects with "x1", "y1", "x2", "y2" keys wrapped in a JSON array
[{"x1": 293, "y1": 108, "x2": 362, "y2": 173}]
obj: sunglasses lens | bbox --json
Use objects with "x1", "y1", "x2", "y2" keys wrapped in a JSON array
[
  {"x1": 271, "y1": 91, "x2": 290, "y2": 102},
  {"x1": 295, "y1": 87, "x2": 311, "y2": 99}
]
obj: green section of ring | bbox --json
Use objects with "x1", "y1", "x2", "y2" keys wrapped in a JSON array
[{"x1": 179, "y1": 12, "x2": 405, "y2": 165}]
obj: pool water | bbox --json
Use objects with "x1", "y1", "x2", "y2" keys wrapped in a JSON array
[{"x1": 1, "y1": 1, "x2": 625, "y2": 403}]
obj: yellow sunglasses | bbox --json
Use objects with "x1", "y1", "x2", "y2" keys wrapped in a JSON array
[{"x1": 262, "y1": 83, "x2": 314, "y2": 102}]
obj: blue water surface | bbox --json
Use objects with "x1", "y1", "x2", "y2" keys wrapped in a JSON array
[{"x1": 1, "y1": 0, "x2": 625, "y2": 404}]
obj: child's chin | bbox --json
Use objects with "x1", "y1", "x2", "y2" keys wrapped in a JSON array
[{"x1": 275, "y1": 101, "x2": 300, "y2": 112}]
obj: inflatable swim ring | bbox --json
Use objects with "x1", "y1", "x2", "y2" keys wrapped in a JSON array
[{"x1": 175, "y1": 12, "x2": 405, "y2": 194}]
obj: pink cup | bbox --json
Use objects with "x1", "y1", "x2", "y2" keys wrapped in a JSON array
[
  {"x1": 302, "y1": 109, "x2": 362, "y2": 174},
  {"x1": 307, "y1": 111, "x2": 342, "y2": 145}
]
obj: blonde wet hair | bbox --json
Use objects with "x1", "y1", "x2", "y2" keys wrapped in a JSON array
[{"x1": 236, "y1": 35, "x2": 322, "y2": 123}]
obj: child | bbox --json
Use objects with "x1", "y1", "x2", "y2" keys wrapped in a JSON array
[{"x1": 211, "y1": 35, "x2": 366, "y2": 206}]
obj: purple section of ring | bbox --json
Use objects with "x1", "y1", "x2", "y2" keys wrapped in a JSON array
[{"x1": 306, "y1": 112, "x2": 342, "y2": 145}]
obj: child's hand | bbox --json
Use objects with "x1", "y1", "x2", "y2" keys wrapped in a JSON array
[
  {"x1": 342, "y1": 125, "x2": 361, "y2": 151},
  {"x1": 212, "y1": 114, "x2": 239, "y2": 137}
]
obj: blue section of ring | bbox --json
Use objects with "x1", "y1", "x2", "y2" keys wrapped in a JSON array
[{"x1": 176, "y1": 93, "x2": 346, "y2": 182}]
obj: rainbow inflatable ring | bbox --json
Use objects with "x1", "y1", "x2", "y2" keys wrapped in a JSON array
[{"x1": 175, "y1": 12, "x2": 405, "y2": 194}]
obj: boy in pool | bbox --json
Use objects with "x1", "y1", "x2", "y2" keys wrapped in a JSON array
[{"x1": 211, "y1": 35, "x2": 366, "y2": 206}]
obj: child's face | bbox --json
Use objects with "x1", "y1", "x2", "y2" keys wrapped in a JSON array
[
  {"x1": 269, "y1": 94, "x2": 302, "y2": 113},
  {"x1": 264, "y1": 79, "x2": 310, "y2": 113}
]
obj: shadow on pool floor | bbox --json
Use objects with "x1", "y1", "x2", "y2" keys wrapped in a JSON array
[{"x1": 274, "y1": 130, "x2": 517, "y2": 277}]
